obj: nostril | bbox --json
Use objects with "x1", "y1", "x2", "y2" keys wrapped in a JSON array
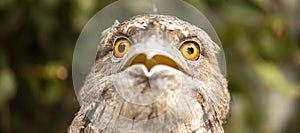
[{"x1": 128, "y1": 54, "x2": 179, "y2": 71}]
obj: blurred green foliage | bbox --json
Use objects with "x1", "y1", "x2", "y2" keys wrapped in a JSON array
[{"x1": 0, "y1": 0, "x2": 299, "y2": 133}]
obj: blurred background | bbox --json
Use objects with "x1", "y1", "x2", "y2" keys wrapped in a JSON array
[{"x1": 0, "y1": 0, "x2": 299, "y2": 133}]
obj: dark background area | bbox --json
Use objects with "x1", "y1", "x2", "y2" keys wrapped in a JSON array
[{"x1": 0, "y1": 0, "x2": 299, "y2": 133}]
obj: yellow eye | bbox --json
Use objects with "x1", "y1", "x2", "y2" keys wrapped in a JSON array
[
  {"x1": 179, "y1": 41, "x2": 200, "y2": 61},
  {"x1": 113, "y1": 38, "x2": 131, "y2": 58}
]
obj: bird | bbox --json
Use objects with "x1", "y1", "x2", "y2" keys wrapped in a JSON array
[{"x1": 68, "y1": 14, "x2": 230, "y2": 133}]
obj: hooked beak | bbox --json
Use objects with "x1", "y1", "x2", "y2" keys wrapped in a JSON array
[{"x1": 125, "y1": 53, "x2": 179, "y2": 72}]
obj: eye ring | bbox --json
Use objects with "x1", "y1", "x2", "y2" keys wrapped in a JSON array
[
  {"x1": 179, "y1": 41, "x2": 201, "y2": 61},
  {"x1": 113, "y1": 37, "x2": 131, "y2": 58}
]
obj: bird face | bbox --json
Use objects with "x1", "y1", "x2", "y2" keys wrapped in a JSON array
[
  {"x1": 76, "y1": 15, "x2": 230, "y2": 132},
  {"x1": 111, "y1": 28, "x2": 204, "y2": 104}
]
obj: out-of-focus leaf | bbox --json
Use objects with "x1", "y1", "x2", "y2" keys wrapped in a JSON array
[
  {"x1": 256, "y1": 29, "x2": 282, "y2": 60},
  {"x1": 223, "y1": 1, "x2": 261, "y2": 27},
  {"x1": 0, "y1": 0, "x2": 16, "y2": 8},
  {"x1": 0, "y1": 67, "x2": 17, "y2": 107},
  {"x1": 43, "y1": 81, "x2": 63, "y2": 105},
  {"x1": 253, "y1": 61, "x2": 297, "y2": 98}
]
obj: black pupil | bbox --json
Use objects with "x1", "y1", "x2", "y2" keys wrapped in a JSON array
[
  {"x1": 118, "y1": 43, "x2": 126, "y2": 53},
  {"x1": 187, "y1": 47, "x2": 194, "y2": 55}
]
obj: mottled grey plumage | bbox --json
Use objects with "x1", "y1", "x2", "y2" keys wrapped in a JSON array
[{"x1": 69, "y1": 15, "x2": 230, "y2": 133}]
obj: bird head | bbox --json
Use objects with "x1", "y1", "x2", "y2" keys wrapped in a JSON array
[{"x1": 78, "y1": 14, "x2": 230, "y2": 132}]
